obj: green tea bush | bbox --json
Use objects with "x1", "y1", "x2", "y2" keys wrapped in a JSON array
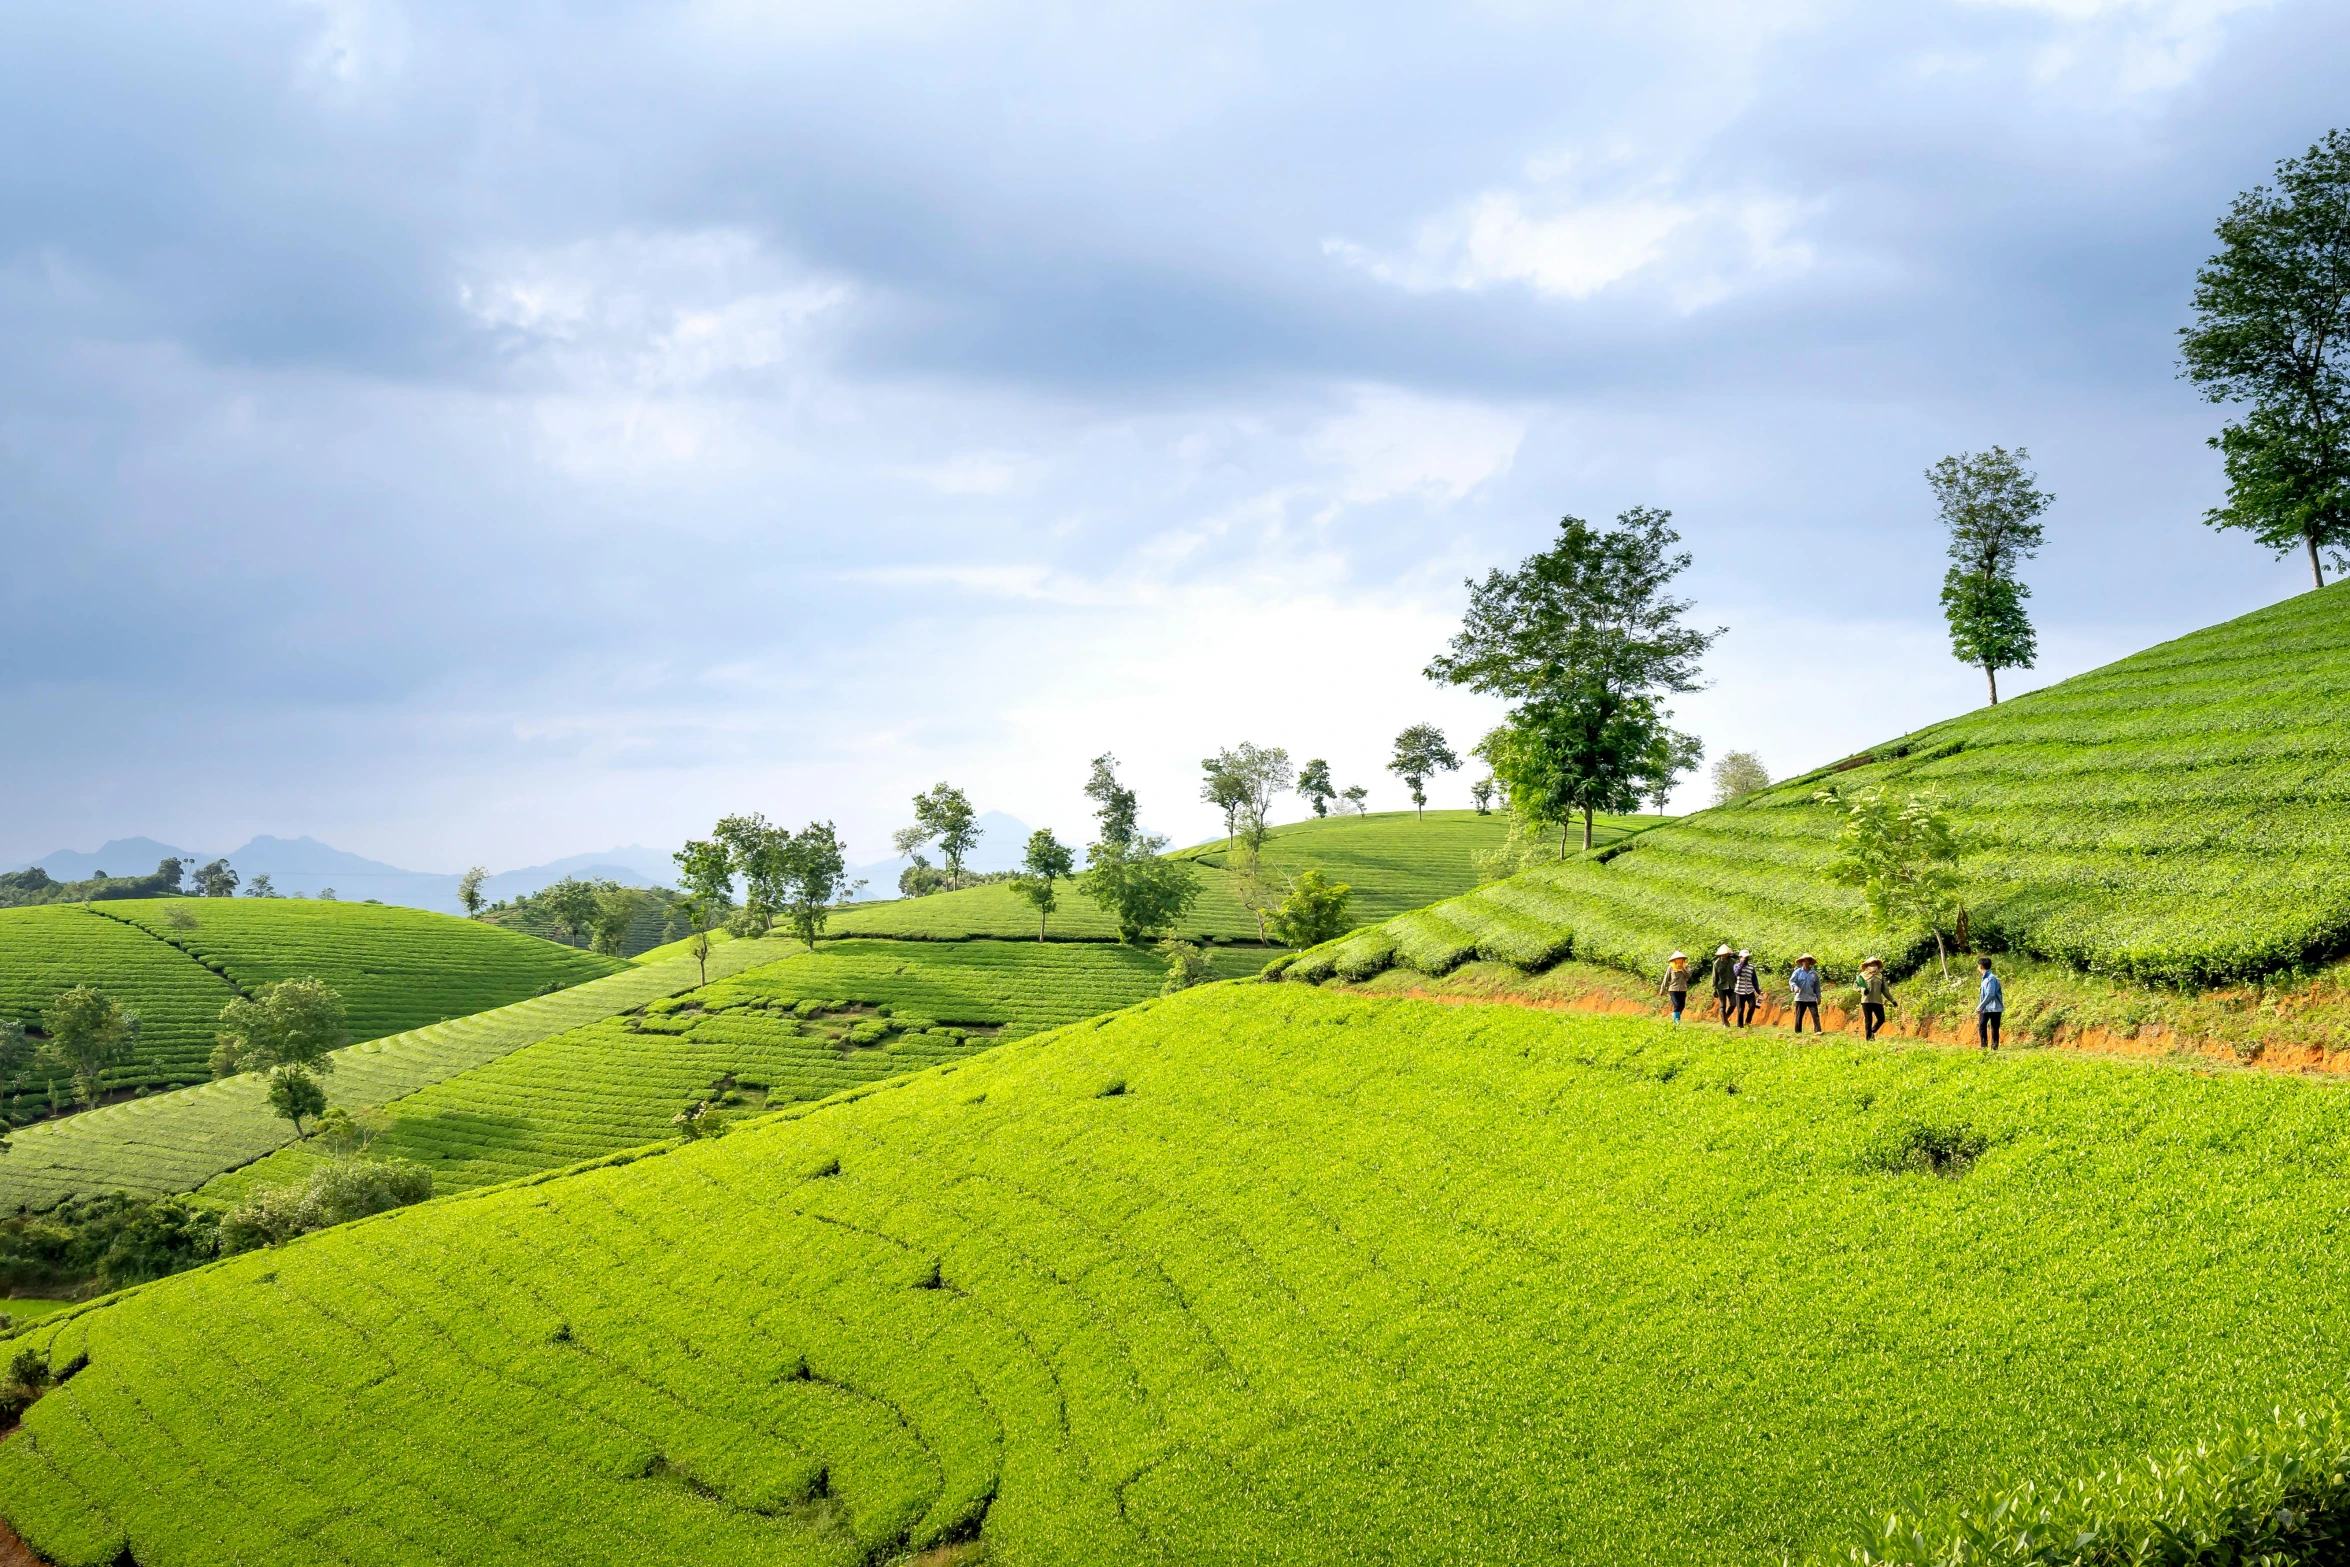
[{"x1": 218, "y1": 1158, "x2": 433, "y2": 1254}]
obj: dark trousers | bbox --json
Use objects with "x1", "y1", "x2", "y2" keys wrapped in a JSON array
[
  {"x1": 1793, "y1": 1000, "x2": 1820, "y2": 1033},
  {"x1": 1735, "y1": 994, "x2": 1757, "y2": 1027},
  {"x1": 1863, "y1": 1002, "x2": 1886, "y2": 1039},
  {"x1": 1668, "y1": 992, "x2": 1686, "y2": 1020},
  {"x1": 1979, "y1": 1011, "x2": 2001, "y2": 1049},
  {"x1": 1716, "y1": 993, "x2": 1735, "y2": 1025}
]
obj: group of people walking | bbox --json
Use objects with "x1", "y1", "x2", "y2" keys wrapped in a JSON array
[{"x1": 1658, "y1": 946, "x2": 2007, "y2": 1047}]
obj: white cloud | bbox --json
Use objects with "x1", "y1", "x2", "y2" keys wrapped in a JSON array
[
  {"x1": 1957, "y1": 0, "x2": 2276, "y2": 94},
  {"x1": 1307, "y1": 387, "x2": 1527, "y2": 508},
  {"x1": 909, "y1": 451, "x2": 1030, "y2": 495}
]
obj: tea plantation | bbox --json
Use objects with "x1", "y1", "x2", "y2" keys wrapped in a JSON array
[
  {"x1": 0, "y1": 900, "x2": 620, "y2": 1104},
  {"x1": 11, "y1": 984, "x2": 2350, "y2": 1565},
  {"x1": 205, "y1": 939, "x2": 1268, "y2": 1199},
  {"x1": 830, "y1": 808, "x2": 1650, "y2": 942},
  {"x1": 1292, "y1": 581, "x2": 2350, "y2": 991},
  {"x1": 0, "y1": 936, "x2": 781, "y2": 1212}
]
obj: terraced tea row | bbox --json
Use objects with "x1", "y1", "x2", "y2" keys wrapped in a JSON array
[
  {"x1": 0, "y1": 908, "x2": 236, "y2": 1098},
  {"x1": 0, "y1": 936, "x2": 785, "y2": 1211},
  {"x1": 207, "y1": 939, "x2": 1268, "y2": 1199},
  {"x1": 1292, "y1": 582, "x2": 2350, "y2": 990},
  {"x1": 12, "y1": 986, "x2": 2350, "y2": 1565}
]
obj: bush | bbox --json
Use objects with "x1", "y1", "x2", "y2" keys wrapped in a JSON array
[
  {"x1": 1862, "y1": 1122, "x2": 1992, "y2": 1178},
  {"x1": 0, "y1": 1192, "x2": 221, "y2": 1294},
  {"x1": 219, "y1": 1158, "x2": 434, "y2": 1255}
]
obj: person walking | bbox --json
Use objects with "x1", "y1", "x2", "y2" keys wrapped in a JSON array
[
  {"x1": 1710, "y1": 944, "x2": 1737, "y2": 1026},
  {"x1": 1977, "y1": 956, "x2": 2004, "y2": 1049},
  {"x1": 1789, "y1": 954, "x2": 1822, "y2": 1034},
  {"x1": 1659, "y1": 951, "x2": 1692, "y2": 1024},
  {"x1": 1732, "y1": 949, "x2": 1759, "y2": 1028},
  {"x1": 1857, "y1": 957, "x2": 1897, "y2": 1041}
]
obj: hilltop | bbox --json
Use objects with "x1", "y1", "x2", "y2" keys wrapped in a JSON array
[
  {"x1": 1280, "y1": 583, "x2": 2350, "y2": 994},
  {"x1": 8, "y1": 984, "x2": 2350, "y2": 1565}
]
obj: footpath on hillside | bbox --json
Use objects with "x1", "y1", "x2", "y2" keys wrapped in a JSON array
[{"x1": 0, "y1": 936, "x2": 783, "y2": 1211}]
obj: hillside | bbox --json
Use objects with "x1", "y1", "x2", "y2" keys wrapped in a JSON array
[
  {"x1": 206, "y1": 939, "x2": 1267, "y2": 1200},
  {"x1": 8, "y1": 985, "x2": 2350, "y2": 1565},
  {"x1": 0, "y1": 901, "x2": 619, "y2": 1110},
  {"x1": 0, "y1": 938, "x2": 779, "y2": 1212},
  {"x1": 1286, "y1": 584, "x2": 2350, "y2": 992},
  {"x1": 829, "y1": 809, "x2": 1651, "y2": 942}
]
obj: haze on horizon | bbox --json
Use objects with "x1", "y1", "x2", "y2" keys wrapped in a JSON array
[{"x1": 5, "y1": 0, "x2": 2344, "y2": 872}]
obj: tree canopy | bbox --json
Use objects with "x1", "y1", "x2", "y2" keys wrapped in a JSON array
[
  {"x1": 910, "y1": 783, "x2": 982, "y2": 889},
  {"x1": 1011, "y1": 828, "x2": 1076, "y2": 942},
  {"x1": 41, "y1": 987, "x2": 137, "y2": 1109},
  {"x1": 1386, "y1": 726, "x2": 1460, "y2": 820},
  {"x1": 1929, "y1": 446, "x2": 2049, "y2": 704}
]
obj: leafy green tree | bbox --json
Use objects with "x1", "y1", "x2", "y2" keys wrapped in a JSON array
[
  {"x1": 1929, "y1": 446, "x2": 2049, "y2": 704},
  {"x1": 1710, "y1": 750, "x2": 1770, "y2": 806},
  {"x1": 1200, "y1": 754, "x2": 1250, "y2": 847},
  {"x1": 672, "y1": 839, "x2": 735, "y2": 911},
  {"x1": 192, "y1": 859, "x2": 238, "y2": 898},
  {"x1": 1638, "y1": 729, "x2": 1705, "y2": 815},
  {"x1": 457, "y1": 866, "x2": 488, "y2": 918},
  {"x1": 2179, "y1": 129, "x2": 2350, "y2": 590},
  {"x1": 1297, "y1": 758, "x2": 1336, "y2": 818},
  {"x1": 244, "y1": 873, "x2": 278, "y2": 898},
  {"x1": 1469, "y1": 777, "x2": 1495, "y2": 815},
  {"x1": 1387, "y1": 725, "x2": 1460, "y2": 820},
  {"x1": 41, "y1": 986, "x2": 137, "y2": 1108},
  {"x1": 1341, "y1": 784, "x2": 1369, "y2": 815},
  {"x1": 1011, "y1": 828, "x2": 1076, "y2": 942},
  {"x1": 1159, "y1": 939, "x2": 1212, "y2": 995},
  {"x1": 212, "y1": 977, "x2": 349, "y2": 1138},
  {"x1": 1429, "y1": 508, "x2": 1718, "y2": 851},
  {"x1": 1267, "y1": 869, "x2": 1353, "y2": 948},
  {"x1": 910, "y1": 784, "x2": 982, "y2": 888},
  {"x1": 537, "y1": 876, "x2": 602, "y2": 946},
  {"x1": 589, "y1": 886, "x2": 643, "y2": 956},
  {"x1": 1084, "y1": 754, "x2": 1139, "y2": 848},
  {"x1": 713, "y1": 813, "x2": 790, "y2": 933},
  {"x1": 1231, "y1": 744, "x2": 1294, "y2": 852},
  {"x1": 777, "y1": 822, "x2": 847, "y2": 949},
  {"x1": 1081, "y1": 833, "x2": 1201, "y2": 945},
  {"x1": 1817, "y1": 784, "x2": 1966, "y2": 978}
]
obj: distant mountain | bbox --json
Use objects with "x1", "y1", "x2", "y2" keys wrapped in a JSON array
[
  {"x1": 6, "y1": 838, "x2": 202, "y2": 884},
  {"x1": 841, "y1": 810, "x2": 1033, "y2": 901}
]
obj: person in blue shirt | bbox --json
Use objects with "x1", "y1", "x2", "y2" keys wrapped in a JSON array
[
  {"x1": 1788, "y1": 953, "x2": 1823, "y2": 1034},
  {"x1": 1977, "y1": 956, "x2": 2004, "y2": 1049}
]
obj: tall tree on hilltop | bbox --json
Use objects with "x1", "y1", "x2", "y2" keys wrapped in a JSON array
[
  {"x1": 1387, "y1": 726, "x2": 1460, "y2": 821},
  {"x1": 43, "y1": 987, "x2": 137, "y2": 1109},
  {"x1": 910, "y1": 784, "x2": 981, "y2": 889},
  {"x1": 1199, "y1": 753, "x2": 1250, "y2": 848},
  {"x1": 1297, "y1": 758, "x2": 1336, "y2": 818},
  {"x1": 1011, "y1": 828, "x2": 1076, "y2": 942},
  {"x1": 211, "y1": 977, "x2": 346, "y2": 1138},
  {"x1": 457, "y1": 866, "x2": 488, "y2": 918},
  {"x1": 1930, "y1": 447, "x2": 2049, "y2": 704},
  {"x1": 1429, "y1": 508, "x2": 1717, "y2": 852},
  {"x1": 712, "y1": 814, "x2": 790, "y2": 933},
  {"x1": 1710, "y1": 750, "x2": 1770, "y2": 807},
  {"x1": 1084, "y1": 755, "x2": 1139, "y2": 848},
  {"x1": 775, "y1": 823, "x2": 847, "y2": 949},
  {"x1": 1077, "y1": 763, "x2": 1199, "y2": 944},
  {"x1": 538, "y1": 876, "x2": 603, "y2": 947},
  {"x1": 192, "y1": 859, "x2": 238, "y2": 898},
  {"x1": 2180, "y1": 129, "x2": 2350, "y2": 590}
]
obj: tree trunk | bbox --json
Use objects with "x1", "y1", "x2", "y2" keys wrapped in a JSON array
[
  {"x1": 1935, "y1": 928, "x2": 1949, "y2": 981},
  {"x1": 1039, "y1": 908, "x2": 1047, "y2": 944},
  {"x1": 1582, "y1": 806, "x2": 1595, "y2": 852},
  {"x1": 2310, "y1": 529, "x2": 2328, "y2": 591},
  {"x1": 1559, "y1": 821, "x2": 1569, "y2": 861},
  {"x1": 1985, "y1": 665, "x2": 1999, "y2": 705}
]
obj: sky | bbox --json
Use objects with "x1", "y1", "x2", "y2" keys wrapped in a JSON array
[{"x1": 3, "y1": 0, "x2": 2344, "y2": 872}]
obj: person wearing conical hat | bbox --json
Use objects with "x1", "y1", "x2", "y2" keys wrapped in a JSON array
[
  {"x1": 1659, "y1": 951, "x2": 1692, "y2": 1024},
  {"x1": 1710, "y1": 944, "x2": 1737, "y2": 1026},
  {"x1": 1856, "y1": 957, "x2": 1898, "y2": 1041},
  {"x1": 1788, "y1": 954, "x2": 1823, "y2": 1035},
  {"x1": 1732, "y1": 949, "x2": 1760, "y2": 1028}
]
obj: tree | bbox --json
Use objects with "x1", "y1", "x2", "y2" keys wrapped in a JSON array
[
  {"x1": 1427, "y1": 507, "x2": 1720, "y2": 851},
  {"x1": 1011, "y1": 828, "x2": 1076, "y2": 942},
  {"x1": 266, "y1": 1069, "x2": 328, "y2": 1138},
  {"x1": 1084, "y1": 754, "x2": 1139, "y2": 848},
  {"x1": 457, "y1": 866, "x2": 488, "y2": 918},
  {"x1": 673, "y1": 839, "x2": 735, "y2": 913},
  {"x1": 589, "y1": 886, "x2": 643, "y2": 956},
  {"x1": 1387, "y1": 725, "x2": 1461, "y2": 821},
  {"x1": 1710, "y1": 750, "x2": 1770, "y2": 806},
  {"x1": 1817, "y1": 785, "x2": 1966, "y2": 978},
  {"x1": 192, "y1": 859, "x2": 238, "y2": 898},
  {"x1": 1081, "y1": 833, "x2": 1201, "y2": 945},
  {"x1": 1229, "y1": 744, "x2": 1294, "y2": 853},
  {"x1": 776, "y1": 822, "x2": 847, "y2": 950},
  {"x1": 153, "y1": 858, "x2": 185, "y2": 895},
  {"x1": 538, "y1": 876, "x2": 602, "y2": 947},
  {"x1": 41, "y1": 987, "x2": 137, "y2": 1109},
  {"x1": 212, "y1": 977, "x2": 347, "y2": 1078},
  {"x1": 1267, "y1": 869, "x2": 1353, "y2": 949},
  {"x1": 712, "y1": 813, "x2": 791, "y2": 933},
  {"x1": 1199, "y1": 754, "x2": 1251, "y2": 847},
  {"x1": 244, "y1": 873, "x2": 278, "y2": 898},
  {"x1": 910, "y1": 784, "x2": 982, "y2": 888},
  {"x1": 0, "y1": 1016, "x2": 35, "y2": 1093},
  {"x1": 2179, "y1": 129, "x2": 2350, "y2": 590},
  {"x1": 1159, "y1": 939, "x2": 1212, "y2": 995},
  {"x1": 1929, "y1": 447, "x2": 2049, "y2": 704},
  {"x1": 1470, "y1": 777, "x2": 1495, "y2": 815},
  {"x1": 1638, "y1": 729, "x2": 1705, "y2": 815},
  {"x1": 1341, "y1": 785, "x2": 1370, "y2": 816},
  {"x1": 1298, "y1": 759, "x2": 1336, "y2": 818}
]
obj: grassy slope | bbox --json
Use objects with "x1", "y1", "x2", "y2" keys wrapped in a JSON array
[
  {"x1": 12, "y1": 985, "x2": 2350, "y2": 1566},
  {"x1": 0, "y1": 907, "x2": 238, "y2": 1095},
  {"x1": 0, "y1": 937, "x2": 783, "y2": 1211},
  {"x1": 1300, "y1": 583, "x2": 2350, "y2": 992},
  {"x1": 207, "y1": 940, "x2": 1267, "y2": 1200},
  {"x1": 829, "y1": 809, "x2": 1650, "y2": 942}
]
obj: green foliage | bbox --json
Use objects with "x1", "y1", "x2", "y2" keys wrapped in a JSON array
[
  {"x1": 211, "y1": 976, "x2": 350, "y2": 1079},
  {"x1": 588, "y1": 886, "x2": 644, "y2": 957},
  {"x1": 1386, "y1": 723, "x2": 1460, "y2": 819},
  {"x1": 1266, "y1": 869, "x2": 1353, "y2": 949},
  {"x1": 25, "y1": 991, "x2": 2350, "y2": 1565},
  {"x1": 0, "y1": 1193, "x2": 220, "y2": 1295},
  {"x1": 776, "y1": 822, "x2": 848, "y2": 950},
  {"x1": 262, "y1": 1066, "x2": 327, "y2": 1138},
  {"x1": 457, "y1": 866, "x2": 488, "y2": 918},
  {"x1": 2179, "y1": 128, "x2": 2350, "y2": 588},
  {"x1": 1469, "y1": 775, "x2": 1495, "y2": 814},
  {"x1": 1080, "y1": 833, "x2": 1202, "y2": 945},
  {"x1": 1710, "y1": 749, "x2": 1770, "y2": 806},
  {"x1": 1819, "y1": 785, "x2": 1965, "y2": 975},
  {"x1": 1010, "y1": 829, "x2": 1076, "y2": 941},
  {"x1": 39, "y1": 987, "x2": 136, "y2": 1109},
  {"x1": 1298, "y1": 757, "x2": 1336, "y2": 817},
  {"x1": 909, "y1": 784, "x2": 982, "y2": 888},
  {"x1": 1084, "y1": 753, "x2": 1140, "y2": 848},
  {"x1": 1341, "y1": 783, "x2": 1369, "y2": 814},
  {"x1": 218, "y1": 1157, "x2": 433, "y2": 1255},
  {"x1": 190, "y1": 859, "x2": 238, "y2": 898},
  {"x1": 1931, "y1": 446, "x2": 2050, "y2": 702},
  {"x1": 1158, "y1": 938, "x2": 1212, "y2": 994}
]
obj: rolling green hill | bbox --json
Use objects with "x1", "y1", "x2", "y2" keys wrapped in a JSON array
[
  {"x1": 1287, "y1": 583, "x2": 2350, "y2": 992},
  {"x1": 205, "y1": 939, "x2": 1267, "y2": 1201},
  {"x1": 829, "y1": 809, "x2": 1651, "y2": 942},
  {"x1": 0, "y1": 900, "x2": 621, "y2": 1108},
  {"x1": 0, "y1": 937, "x2": 782, "y2": 1212},
  {"x1": 8, "y1": 985, "x2": 2350, "y2": 1565}
]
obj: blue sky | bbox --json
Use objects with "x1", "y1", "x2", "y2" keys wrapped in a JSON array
[{"x1": 3, "y1": 0, "x2": 2343, "y2": 871}]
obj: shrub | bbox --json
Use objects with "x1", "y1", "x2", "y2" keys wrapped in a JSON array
[
  {"x1": 219, "y1": 1158, "x2": 434, "y2": 1255},
  {"x1": 1862, "y1": 1122, "x2": 1991, "y2": 1178}
]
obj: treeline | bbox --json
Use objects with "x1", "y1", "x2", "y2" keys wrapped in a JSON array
[
  {"x1": 473, "y1": 877, "x2": 694, "y2": 959},
  {"x1": 0, "y1": 856, "x2": 267, "y2": 909}
]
